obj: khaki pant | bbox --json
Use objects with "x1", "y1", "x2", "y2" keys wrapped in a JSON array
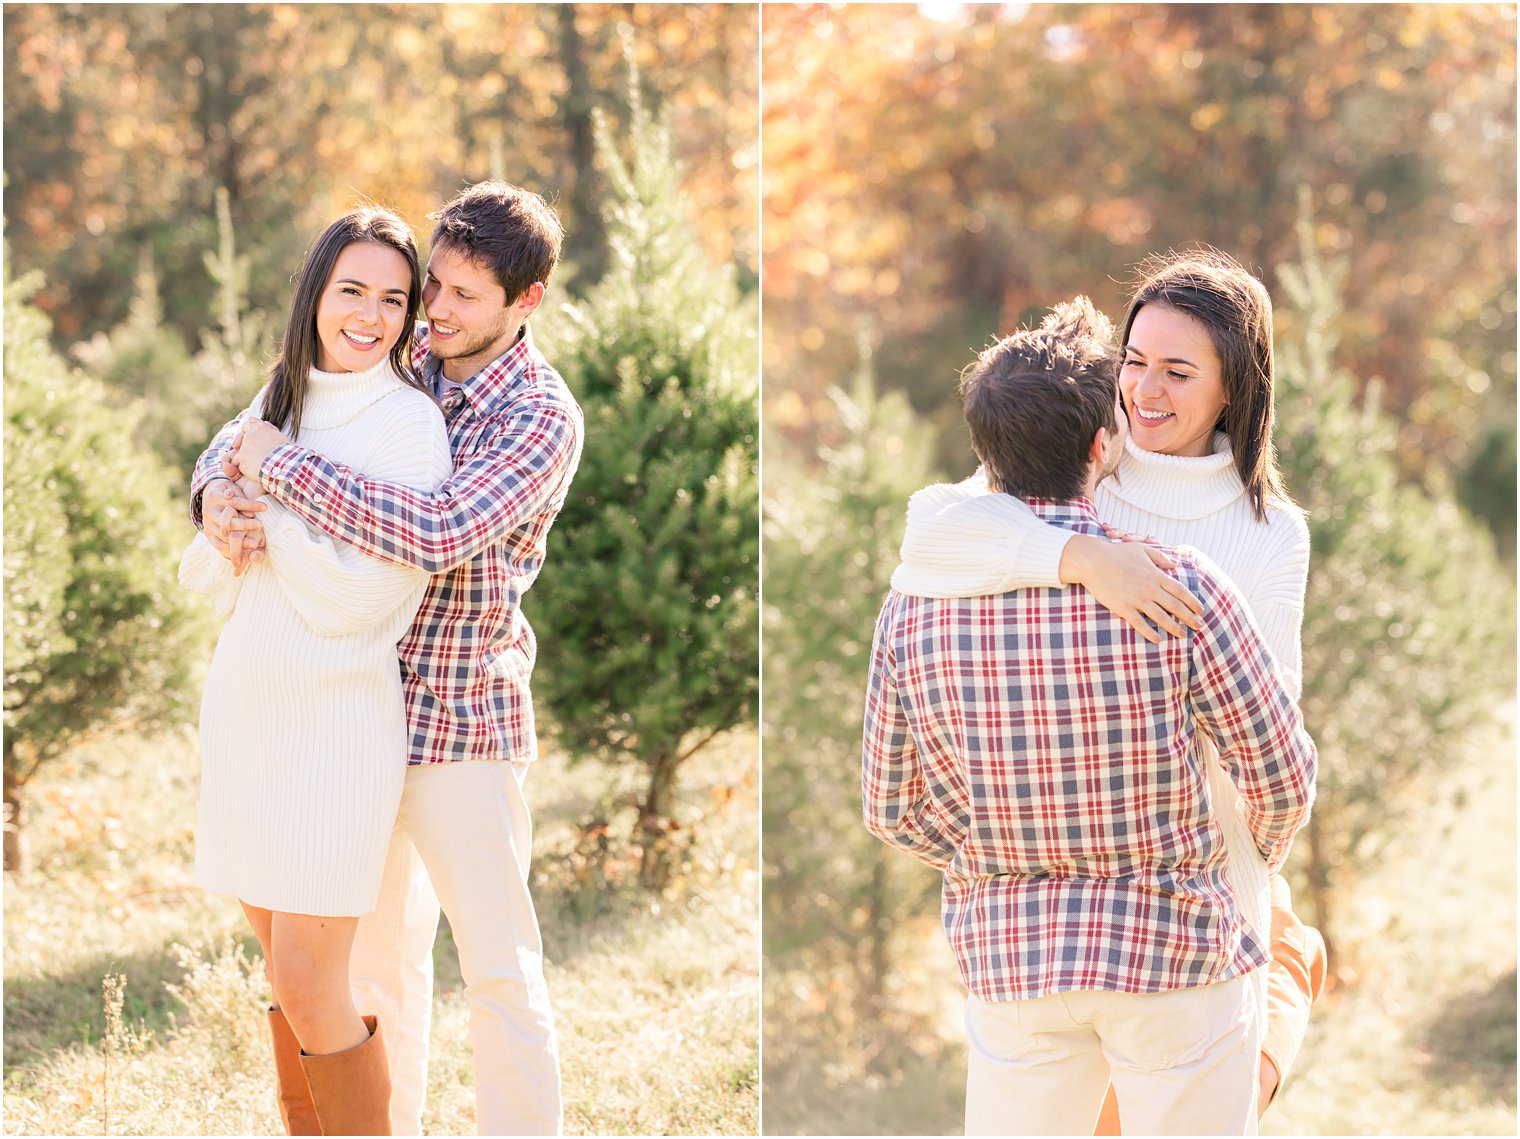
[
  {"x1": 965, "y1": 976, "x2": 1259, "y2": 1136},
  {"x1": 349, "y1": 760, "x2": 562, "y2": 1136}
]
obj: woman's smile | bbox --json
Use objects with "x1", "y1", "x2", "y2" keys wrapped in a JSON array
[
  {"x1": 314, "y1": 241, "x2": 412, "y2": 372},
  {"x1": 1121, "y1": 304, "x2": 1228, "y2": 458}
]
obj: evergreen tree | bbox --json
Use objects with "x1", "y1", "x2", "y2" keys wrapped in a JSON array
[
  {"x1": 761, "y1": 335, "x2": 946, "y2": 1071},
  {"x1": 1273, "y1": 198, "x2": 1516, "y2": 947},
  {"x1": 3, "y1": 256, "x2": 211, "y2": 872},
  {"x1": 531, "y1": 54, "x2": 758, "y2": 885},
  {"x1": 73, "y1": 189, "x2": 273, "y2": 489}
]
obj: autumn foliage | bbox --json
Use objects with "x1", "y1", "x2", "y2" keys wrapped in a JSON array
[{"x1": 762, "y1": 4, "x2": 1515, "y2": 541}]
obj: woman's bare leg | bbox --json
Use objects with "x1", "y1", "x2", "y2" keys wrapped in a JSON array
[
  {"x1": 269, "y1": 912, "x2": 368, "y2": 1056},
  {"x1": 240, "y1": 901, "x2": 280, "y2": 1004}
]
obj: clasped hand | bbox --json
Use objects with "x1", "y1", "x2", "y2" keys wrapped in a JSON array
[{"x1": 203, "y1": 418, "x2": 292, "y2": 576}]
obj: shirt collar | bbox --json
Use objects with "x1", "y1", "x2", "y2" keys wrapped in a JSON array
[
  {"x1": 419, "y1": 323, "x2": 533, "y2": 414},
  {"x1": 1022, "y1": 496, "x2": 1105, "y2": 534}
]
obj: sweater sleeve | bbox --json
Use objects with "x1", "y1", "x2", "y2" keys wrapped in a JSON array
[
  {"x1": 890, "y1": 470, "x2": 1073, "y2": 598},
  {"x1": 257, "y1": 395, "x2": 453, "y2": 637},
  {"x1": 1240, "y1": 507, "x2": 1311, "y2": 701},
  {"x1": 177, "y1": 532, "x2": 242, "y2": 619}
]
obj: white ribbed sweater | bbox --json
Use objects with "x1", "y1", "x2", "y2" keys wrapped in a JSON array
[
  {"x1": 889, "y1": 431, "x2": 1311, "y2": 985},
  {"x1": 180, "y1": 359, "x2": 452, "y2": 916}
]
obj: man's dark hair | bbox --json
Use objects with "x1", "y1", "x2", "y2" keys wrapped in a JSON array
[
  {"x1": 429, "y1": 181, "x2": 563, "y2": 304},
  {"x1": 960, "y1": 296, "x2": 1121, "y2": 501}
]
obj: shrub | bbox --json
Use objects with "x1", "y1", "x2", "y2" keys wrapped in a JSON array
[
  {"x1": 762, "y1": 346, "x2": 948, "y2": 1067},
  {"x1": 3, "y1": 256, "x2": 210, "y2": 872},
  {"x1": 1273, "y1": 199, "x2": 1516, "y2": 945}
]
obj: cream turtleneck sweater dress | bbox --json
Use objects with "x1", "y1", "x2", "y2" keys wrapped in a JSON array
[
  {"x1": 891, "y1": 430, "x2": 1311, "y2": 1013},
  {"x1": 180, "y1": 358, "x2": 452, "y2": 917}
]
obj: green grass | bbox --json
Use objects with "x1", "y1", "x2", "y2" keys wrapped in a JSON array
[
  {"x1": 3, "y1": 726, "x2": 759, "y2": 1136},
  {"x1": 764, "y1": 711, "x2": 1518, "y2": 1136}
]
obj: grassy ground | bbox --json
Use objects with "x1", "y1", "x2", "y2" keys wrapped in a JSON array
[
  {"x1": 3, "y1": 726, "x2": 759, "y2": 1136},
  {"x1": 1262, "y1": 710, "x2": 1517, "y2": 1136},
  {"x1": 763, "y1": 712, "x2": 1518, "y2": 1136}
]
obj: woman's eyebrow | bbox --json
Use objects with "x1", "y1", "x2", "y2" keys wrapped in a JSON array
[
  {"x1": 335, "y1": 277, "x2": 409, "y2": 295},
  {"x1": 1125, "y1": 345, "x2": 1199, "y2": 368}
]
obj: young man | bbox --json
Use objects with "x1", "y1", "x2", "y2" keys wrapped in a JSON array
[
  {"x1": 194, "y1": 182, "x2": 581, "y2": 1136},
  {"x1": 861, "y1": 297, "x2": 1316, "y2": 1135}
]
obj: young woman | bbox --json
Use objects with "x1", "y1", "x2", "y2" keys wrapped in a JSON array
[
  {"x1": 892, "y1": 247, "x2": 1327, "y2": 1129},
  {"x1": 180, "y1": 207, "x2": 452, "y2": 1136}
]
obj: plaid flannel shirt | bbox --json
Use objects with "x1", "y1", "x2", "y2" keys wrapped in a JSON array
[
  {"x1": 191, "y1": 323, "x2": 583, "y2": 766},
  {"x1": 862, "y1": 498, "x2": 1316, "y2": 1002}
]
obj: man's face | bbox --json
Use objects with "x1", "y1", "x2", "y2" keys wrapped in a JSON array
[{"x1": 422, "y1": 245, "x2": 534, "y2": 380}]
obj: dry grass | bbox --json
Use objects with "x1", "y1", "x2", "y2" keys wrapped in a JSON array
[
  {"x1": 1262, "y1": 710, "x2": 1517, "y2": 1136},
  {"x1": 763, "y1": 711, "x2": 1518, "y2": 1137},
  {"x1": 3, "y1": 727, "x2": 759, "y2": 1136}
]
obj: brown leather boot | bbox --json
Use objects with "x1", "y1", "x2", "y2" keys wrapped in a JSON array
[
  {"x1": 1261, "y1": 875, "x2": 1329, "y2": 1110},
  {"x1": 267, "y1": 1007, "x2": 321, "y2": 1135},
  {"x1": 299, "y1": 1015, "x2": 392, "y2": 1136}
]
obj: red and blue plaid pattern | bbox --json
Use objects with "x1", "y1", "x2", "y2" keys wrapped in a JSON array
[
  {"x1": 862, "y1": 498, "x2": 1316, "y2": 1002},
  {"x1": 192, "y1": 324, "x2": 583, "y2": 766}
]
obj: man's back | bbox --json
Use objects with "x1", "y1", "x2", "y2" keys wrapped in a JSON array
[{"x1": 863, "y1": 497, "x2": 1316, "y2": 1003}]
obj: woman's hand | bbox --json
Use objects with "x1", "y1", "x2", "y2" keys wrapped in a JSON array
[
  {"x1": 202, "y1": 476, "x2": 267, "y2": 576},
  {"x1": 1099, "y1": 521, "x2": 1156, "y2": 545},
  {"x1": 227, "y1": 418, "x2": 292, "y2": 485},
  {"x1": 1059, "y1": 533, "x2": 1204, "y2": 644}
]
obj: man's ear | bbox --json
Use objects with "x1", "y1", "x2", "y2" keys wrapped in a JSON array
[
  {"x1": 1088, "y1": 425, "x2": 1110, "y2": 470},
  {"x1": 514, "y1": 281, "x2": 546, "y2": 316}
]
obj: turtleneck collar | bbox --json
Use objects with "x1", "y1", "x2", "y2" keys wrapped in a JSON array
[
  {"x1": 1099, "y1": 430, "x2": 1244, "y2": 521},
  {"x1": 299, "y1": 357, "x2": 407, "y2": 432}
]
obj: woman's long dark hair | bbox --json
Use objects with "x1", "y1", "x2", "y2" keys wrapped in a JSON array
[
  {"x1": 263, "y1": 206, "x2": 430, "y2": 440},
  {"x1": 1121, "y1": 246, "x2": 1296, "y2": 522}
]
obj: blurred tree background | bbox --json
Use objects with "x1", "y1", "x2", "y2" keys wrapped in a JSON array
[
  {"x1": 5, "y1": 4, "x2": 758, "y2": 346},
  {"x1": 762, "y1": 4, "x2": 1516, "y2": 1135},
  {"x1": 764, "y1": 3, "x2": 1515, "y2": 551}
]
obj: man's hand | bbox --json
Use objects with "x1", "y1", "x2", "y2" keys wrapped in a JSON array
[
  {"x1": 1059, "y1": 533, "x2": 1204, "y2": 644},
  {"x1": 203, "y1": 476, "x2": 267, "y2": 577},
  {"x1": 227, "y1": 418, "x2": 292, "y2": 489}
]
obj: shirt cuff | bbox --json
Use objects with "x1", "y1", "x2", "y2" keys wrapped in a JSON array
[
  {"x1": 190, "y1": 466, "x2": 236, "y2": 528},
  {"x1": 260, "y1": 442, "x2": 311, "y2": 497}
]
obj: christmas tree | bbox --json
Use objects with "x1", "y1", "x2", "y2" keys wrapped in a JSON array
[
  {"x1": 4, "y1": 253, "x2": 210, "y2": 872},
  {"x1": 531, "y1": 54, "x2": 759, "y2": 885}
]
